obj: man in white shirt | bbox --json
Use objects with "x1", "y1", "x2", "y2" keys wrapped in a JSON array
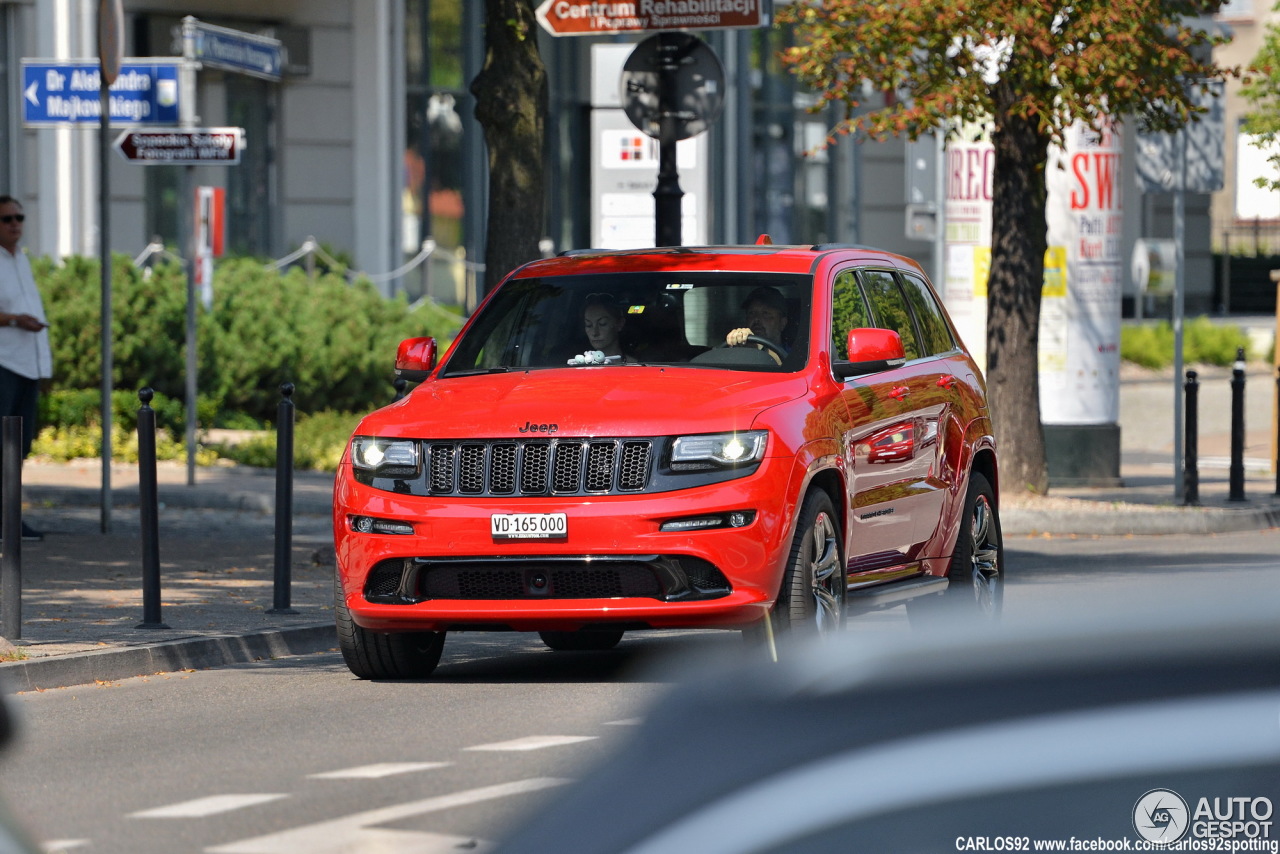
[{"x1": 0, "y1": 196, "x2": 52, "y2": 541}]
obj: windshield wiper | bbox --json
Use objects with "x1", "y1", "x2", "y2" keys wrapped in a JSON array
[{"x1": 445, "y1": 366, "x2": 512, "y2": 377}]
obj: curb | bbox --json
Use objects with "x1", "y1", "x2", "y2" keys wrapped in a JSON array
[
  {"x1": 1003, "y1": 504, "x2": 1280, "y2": 537},
  {"x1": 0, "y1": 623, "x2": 337, "y2": 692}
]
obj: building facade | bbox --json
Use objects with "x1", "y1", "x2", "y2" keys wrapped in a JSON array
[
  {"x1": 0, "y1": 0, "x2": 1236, "y2": 319},
  {"x1": 1, "y1": 0, "x2": 936, "y2": 310}
]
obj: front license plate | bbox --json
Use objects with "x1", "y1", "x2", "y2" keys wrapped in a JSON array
[{"x1": 491, "y1": 512, "x2": 567, "y2": 540}]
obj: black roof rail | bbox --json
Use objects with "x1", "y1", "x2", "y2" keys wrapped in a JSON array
[
  {"x1": 809, "y1": 242, "x2": 880, "y2": 252},
  {"x1": 558, "y1": 248, "x2": 610, "y2": 256},
  {"x1": 808, "y1": 241, "x2": 890, "y2": 252}
]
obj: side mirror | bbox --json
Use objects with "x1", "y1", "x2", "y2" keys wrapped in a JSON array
[
  {"x1": 833, "y1": 328, "x2": 907, "y2": 379},
  {"x1": 395, "y1": 337, "x2": 437, "y2": 383}
]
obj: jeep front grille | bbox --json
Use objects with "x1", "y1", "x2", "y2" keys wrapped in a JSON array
[{"x1": 421, "y1": 439, "x2": 653, "y2": 496}]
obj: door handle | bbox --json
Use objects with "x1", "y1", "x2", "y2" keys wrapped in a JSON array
[
  {"x1": 936, "y1": 375, "x2": 957, "y2": 390},
  {"x1": 889, "y1": 386, "x2": 910, "y2": 401}
]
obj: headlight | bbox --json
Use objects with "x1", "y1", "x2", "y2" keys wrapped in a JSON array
[
  {"x1": 351, "y1": 436, "x2": 420, "y2": 475},
  {"x1": 670, "y1": 431, "x2": 767, "y2": 468}
]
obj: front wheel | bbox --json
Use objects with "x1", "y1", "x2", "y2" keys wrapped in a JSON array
[
  {"x1": 908, "y1": 472, "x2": 1003, "y2": 624},
  {"x1": 335, "y1": 573, "x2": 445, "y2": 679},
  {"x1": 774, "y1": 490, "x2": 846, "y2": 638}
]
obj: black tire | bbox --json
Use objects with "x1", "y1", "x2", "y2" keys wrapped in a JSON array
[
  {"x1": 908, "y1": 471, "x2": 1003, "y2": 624},
  {"x1": 773, "y1": 490, "x2": 845, "y2": 637},
  {"x1": 538, "y1": 629, "x2": 625, "y2": 651},
  {"x1": 335, "y1": 572, "x2": 445, "y2": 679}
]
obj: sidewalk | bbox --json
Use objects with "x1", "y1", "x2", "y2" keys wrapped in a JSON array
[
  {"x1": 1, "y1": 460, "x2": 339, "y2": 692},
  {"x1": 0, "y1": 365, "x2": 1277, "y2": 691},
  {"x1": 1003, "y1": 362, "x2": 1280, "y2": 535}
]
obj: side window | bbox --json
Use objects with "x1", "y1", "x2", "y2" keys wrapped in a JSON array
[
  {"x1": 899, "y1": 273, "x2": 956, "y2": 356},
  {"x1": 858, "y1": 270, "x2": 922, "y2": 361},
  {"x1": 830, "y1": 271, "x2": 872, "y2": 360}
]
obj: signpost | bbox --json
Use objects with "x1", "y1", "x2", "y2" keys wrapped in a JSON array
[
  {"x1": 27, "y1": 15, "x2": 271, "y2": 492},
  {"x1": 21, "y1": 59, "x2": 181, "y2": 127},
  {"x1": 621, "y1": 32, "x2": 724, "y2": 246},
  {"x1": 1134, "y1": 84, "x2": 1226, "y2": 499},
  {"x1": 536, "y1": 0, "x2": 766, "y2": 36},
  {"x1": 98, "y1": 0, "x2": 123, "y2": 533},
  {"x1": 113, "y1": 128, "x2": 243, "y2": 165},
  {"x1": 536, "y1": 2, "x2": 763, "y2": 245}
]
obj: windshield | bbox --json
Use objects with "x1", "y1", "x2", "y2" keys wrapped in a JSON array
[{"x1": 441, "y1": 271, "x2": 811, "y2": 376}]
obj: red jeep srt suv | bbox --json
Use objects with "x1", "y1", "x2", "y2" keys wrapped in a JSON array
[{"x1": 333, "y1": 241, "x2": 1001, "y2": 678}]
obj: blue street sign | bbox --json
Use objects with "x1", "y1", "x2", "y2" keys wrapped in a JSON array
[
  {"x1": 191, "y1": 21, "x2": 282, "y2": 81},
  {"x1": 21, "y1": 59, "x2": 181, "y2": 127}
]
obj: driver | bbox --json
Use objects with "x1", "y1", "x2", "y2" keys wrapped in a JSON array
[{"x1": 726, "y1": 286, "x2": 790, "y2": 359}]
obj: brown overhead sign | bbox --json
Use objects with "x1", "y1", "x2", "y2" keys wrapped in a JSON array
[{"x1": 535, "y1": 0, "x2": 765, "y2": 36}]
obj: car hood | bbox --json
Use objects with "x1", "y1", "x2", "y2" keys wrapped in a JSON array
[{"x1": 356, "y1": 367, "x2": 809, "y2": 440}]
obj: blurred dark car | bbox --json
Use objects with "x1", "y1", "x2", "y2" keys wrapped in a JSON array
[
  {"x1": 494, "y1": 600, "x2": 1280, "y2": 853},
  {"x1": 0, "y1": 683, "x2": 41, "y2": 854}
]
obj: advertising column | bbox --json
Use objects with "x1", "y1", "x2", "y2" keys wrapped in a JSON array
[
  {"x1": 942, "y1": 120, "x2": 1123, "y2": 485},
  {"x1": 1042, "y1": 120, "x2": 1123, "y2": 484},
  {"x1": 942, "y1": 128, "x2": 993, "y2": 373}
]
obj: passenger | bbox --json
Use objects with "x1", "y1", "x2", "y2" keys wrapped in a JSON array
[
  {"x1": 726, "y1": 286, "x2": 790, "y2": 361},
  {"x1": 568, "y1": 293, "x2": 630, "y2": 365}
]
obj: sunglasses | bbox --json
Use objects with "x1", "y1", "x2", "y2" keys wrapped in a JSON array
[{"x1": 0, "y1": 215, "x2": 24, "y2": 224}]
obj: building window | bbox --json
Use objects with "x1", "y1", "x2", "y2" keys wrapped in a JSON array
[{"x1": 404, "y1": 0, "x2": 469, "y2": 303}]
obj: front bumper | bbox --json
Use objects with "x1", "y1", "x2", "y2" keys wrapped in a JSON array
[{"x1": 333, "y1": 456, "x2": 797, "y2": 632}]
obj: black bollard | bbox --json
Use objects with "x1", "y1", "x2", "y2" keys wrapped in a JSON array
[
  {"x1": 1229, "y1": 348, "x2": 1247, "y2": 502},
  {"x1": 136, "y1": 389, "x2": 168, "y2": 629},
  {"x1": 1183, "y1": 370, "x2": 1200, "y2": 506},
  {"x1": 270, "y1": 382, "x2": 297, "y2": 614},
  {"x1": 1, "y1": 416, "x2": 21, "y2": 639}
]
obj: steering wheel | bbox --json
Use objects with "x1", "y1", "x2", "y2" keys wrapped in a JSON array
[{"x1": 720, "y1": 334, "x2": 786, "y2": 361}]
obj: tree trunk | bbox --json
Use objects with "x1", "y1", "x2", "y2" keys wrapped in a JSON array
[
  {"x1": 470, "y1": 0, "x2": 547, "y2": 296},
  {"x1": 986, "y1": 93, "x2": 1051, "y2": 495}
]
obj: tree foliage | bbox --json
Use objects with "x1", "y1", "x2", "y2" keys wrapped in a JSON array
[
  {"x1": 777, "y1": 0, "x2": 1234, "y2": 494},
  {"x1": 33, "y1": 254, "x2": 463, "y2": 425},
  {"x1": 1241, "y1": 4, "x2": 1280, "y2": 188}
]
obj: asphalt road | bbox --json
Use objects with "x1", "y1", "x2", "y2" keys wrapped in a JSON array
[{"x1": 3, "y1": 528, "x2": 1279, "y2": 854}]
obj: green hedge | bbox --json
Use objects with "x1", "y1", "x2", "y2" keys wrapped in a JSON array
[
  {"x1": 1119, "y1": 317, "x2": 1254, "y2": 369},
  {"x1": 32, "y1": 254, "x2": 462, "y2": 427}
]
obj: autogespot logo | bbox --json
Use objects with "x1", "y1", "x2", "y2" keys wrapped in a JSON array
[{"x1": 1134, "y1": 788, "x2": 1191, "y2": 843}]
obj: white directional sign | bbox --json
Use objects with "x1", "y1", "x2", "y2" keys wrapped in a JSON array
[
  {"x1": 114, "y1": 128, "x2": 243, "y2": 165},
  {"x1": 537, "y1": 0, "x2": 766, "y2": 36}
]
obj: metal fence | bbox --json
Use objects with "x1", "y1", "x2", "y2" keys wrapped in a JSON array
[
  {"x1": 1216, "y1": 220, "x2": 1280, "y2": 258},
  {"x1": 1214, "y1": 221, "x2": 1280, "y2": 315}
]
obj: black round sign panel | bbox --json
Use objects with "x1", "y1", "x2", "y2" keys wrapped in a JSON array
[
  {"x1": 98, "y1": 0, "x2": 124, "y2": 85},
  {"x1": 620, "y1": 32, "x2": 725, "y2": 141}
]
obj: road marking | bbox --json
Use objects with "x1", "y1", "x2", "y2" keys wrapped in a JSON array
[
  {"x1": 605, "y1": 718, "x2": 643, "y2": 726},
  {"x1": 206, "y1": 778, "x2": 570, "y2": 854},
  {"x1": 129, "y1": 794, "x2": 287, "y2": 819},
  {"x1": 1199, "y1": 456, "x2": 1271, "y2": 472},
  {"x1": 308, "y1": 762, "x2": 450, "y2": 780},
  {"x1": 42, "y1": 840, "x2": 90, "y2": 852},
  {"x1": 465, "y1": 735, "x2": 597, "y2": 751}
]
